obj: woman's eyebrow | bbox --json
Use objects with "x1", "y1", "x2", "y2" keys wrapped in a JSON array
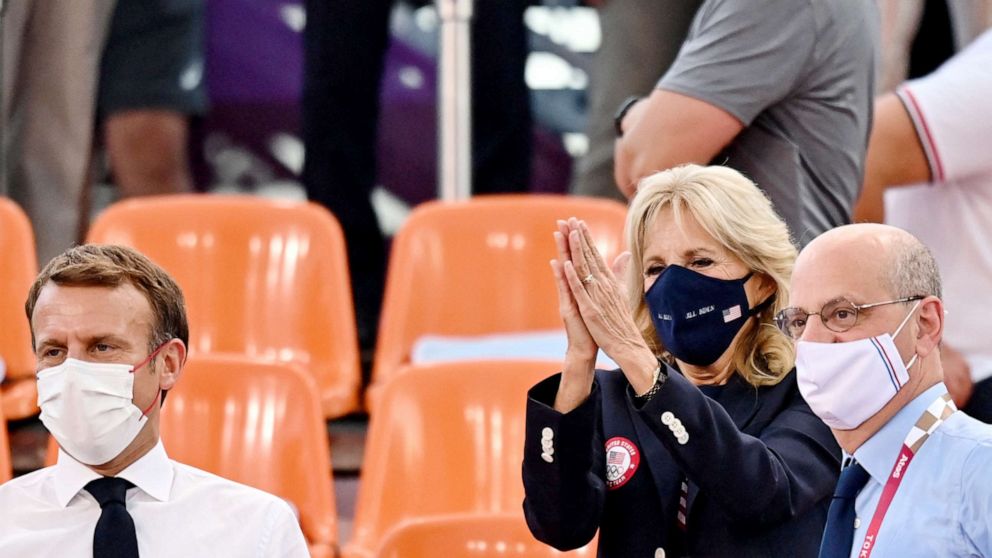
[{"x1": 682, "y1": 247, "x2": 716, "y2": 258}]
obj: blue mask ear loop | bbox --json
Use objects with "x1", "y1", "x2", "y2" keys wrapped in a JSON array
[
  {"x1": 737, "y1": 271, "x2": 775, "y2": 318},
  {"x1": 749, "y1": 293, "x2": 777, "y2": 317}
]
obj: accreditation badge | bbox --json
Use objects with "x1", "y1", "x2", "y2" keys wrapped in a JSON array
[{"x1": 604, "y1": 436, "x2": 641, "y2": 490}]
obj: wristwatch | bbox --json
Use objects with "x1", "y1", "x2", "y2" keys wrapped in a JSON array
[
  {"x1": 633, "y1": 356, "x2": 667, "y2": 405},
  {"x1": 613, "y1": 95, "x2": 642, "y2": 138}
]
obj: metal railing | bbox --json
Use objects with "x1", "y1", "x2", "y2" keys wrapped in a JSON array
[{"x1": 436, "y1": 0, "x2": 473, "y2": 201}]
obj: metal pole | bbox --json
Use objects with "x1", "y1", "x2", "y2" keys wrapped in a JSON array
[{"x1": 436, "y1": 0, "x2": 473, "y2": 201}]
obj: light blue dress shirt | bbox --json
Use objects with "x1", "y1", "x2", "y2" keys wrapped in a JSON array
[{"x1": 847, "y1": 382, "x2": 992, "y2": 557}]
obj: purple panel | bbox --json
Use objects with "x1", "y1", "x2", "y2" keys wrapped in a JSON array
[
  {"x1": 205, "y1": 0, "x2": 303, "y2": 103},
  {"x1": 375, "y1": 39, "x2": 438, "y2": 205},
  {"x1": 198, "y1": 0, "x2": 570, "y2": 200}
]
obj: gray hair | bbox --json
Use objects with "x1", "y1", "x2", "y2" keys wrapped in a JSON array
[{"x1": 889, "y1": 237, "x2": 942, "y2": 300}]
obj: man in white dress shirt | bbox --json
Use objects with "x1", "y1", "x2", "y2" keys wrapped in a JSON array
[{"x1": 0, "y1": 244, "x2": 309, "y2": 557}]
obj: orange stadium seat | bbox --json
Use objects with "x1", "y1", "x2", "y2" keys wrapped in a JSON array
[
  {"x1": 1, "y1": 398, "x2": 12, "y2": 483},
  {"x1": 87, "y1": 194, "x2": 361, "y2": 418},
  {"x1": 343, "y1": 360, "x2": 558, "y2": 558},
  {"x1": 163, "y1": 355, "x2": 337, "y2": 557},
  {"x1": 0, "y1": 197, "x2": 40, "y2": 420},
  {"x1": 43, "y1": 355, "x2": 339, "y2": 557},
  {"x1": 375, "y1": 514, "x2": 596, "y2": 558},
  {"x1": 370, "y1": 195, "x2": 626, "y2": 408}
]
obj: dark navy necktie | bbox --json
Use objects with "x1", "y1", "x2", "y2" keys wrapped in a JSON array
[
  {"x1": 818, "y1": 461, "x2": 871, "y2": 558},
  {"x1": 85, "y1": 477, "x2": 139, "y2": 558}
]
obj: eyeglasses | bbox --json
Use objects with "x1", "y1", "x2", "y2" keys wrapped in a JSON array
[{"x1": 775, "y1": 295, "x2": 924, "y2": 340}]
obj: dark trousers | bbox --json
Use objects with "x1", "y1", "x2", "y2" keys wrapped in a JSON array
[
  {"x1": 301, "y1": 0, "x2": 532, "y2": 351},
  {"x1": 964, "y1": 376, "x2": 992, "y2": 424}
]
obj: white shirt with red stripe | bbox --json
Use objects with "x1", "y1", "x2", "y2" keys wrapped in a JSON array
[{"x1": 887, "y1": 28, "x2": 992, "y2": 383}]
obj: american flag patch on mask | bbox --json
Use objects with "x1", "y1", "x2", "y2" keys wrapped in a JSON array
[{"x1": 723, "y1": 305, "x2": 742, "y2": 322}]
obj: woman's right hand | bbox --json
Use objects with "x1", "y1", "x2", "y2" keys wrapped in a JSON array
[
  {"x1": 552, "y1": 219, "x2": 597, "y2": 413},
  {"x1": 553, "y1": 219, "x2": 597, "y2": 362}
]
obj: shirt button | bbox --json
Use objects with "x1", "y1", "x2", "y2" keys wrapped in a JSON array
[
  {"x1": 541, "y1": 453, "x2": 554, "y2": 463},
  {"x1": 541, "y1": 427, "x2": 553, "y2": 440},
  {"x1": 854, "y1": 518, "x2": 861, "y2": 529},
  {"x1": 655, "y1": 548, "x2": 666, "y2": 558},
  {"x1": 677, "y1": 433, "x2": 689, "y2": 445},
  {"x1": 661, "y1": 412, "x2": 674, "y2": 425},
  {"x1": 541, "y1": 438, "x2": 554, "y2": 450}
]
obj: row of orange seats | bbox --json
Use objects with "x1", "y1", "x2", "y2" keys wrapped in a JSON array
[
  {"x1": 3, "y1": 357, "x2": 597, "y2": 556},
  {"x1": 1, "y1": 193, "x2": 625, "y2": 554},
  {"x1": 0, "y1": 193, "x2": 627, "y2": 420}
]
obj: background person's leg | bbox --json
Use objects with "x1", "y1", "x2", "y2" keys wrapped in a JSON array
[
  {"x1": 470, "y1": 0, "x2": 532, "y2": 194},
  {"x1": 302, "y1": 0, "x2": 394, "y2": 357},
  {"x1": 963, "y1": 377, "x2": 992, "y2": 424},
  {"x1": 2, "y1": 0, "x2": 117, "y2": 263},
  {"x1": 96, "y1": 0, "x2": 207, "y2": 200},
  {"x1": 104, "y1": 111, "x2": 194, "y2": 197}
]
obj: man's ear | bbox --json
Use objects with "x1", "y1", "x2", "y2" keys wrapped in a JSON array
[
  {"x1": 158, "y1": 338, "x2": 187, "y2": 392},
  {"x1": 914, "y1": 296, "x2": 943, "y2": 360}
]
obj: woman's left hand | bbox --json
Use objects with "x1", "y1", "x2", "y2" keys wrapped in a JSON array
[{"x1": 561, "y1": 219, "x2": 658, "y2": 393}]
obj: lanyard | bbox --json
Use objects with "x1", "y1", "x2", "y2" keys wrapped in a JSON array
[{"x1": 857, "y1": 393, "x2": 956, "y2": 558}]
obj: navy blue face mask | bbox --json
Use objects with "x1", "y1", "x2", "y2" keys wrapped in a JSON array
[{"x1": 645, "y1": 265, "x2": 774, "y2": 366}]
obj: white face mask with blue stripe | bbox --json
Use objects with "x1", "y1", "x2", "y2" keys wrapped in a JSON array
[{"x1": 795, "y1": 301, "x2": 921, "y2": 431}]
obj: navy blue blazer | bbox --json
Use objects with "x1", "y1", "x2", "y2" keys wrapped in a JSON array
[{"x1": 522, "y1": 366, "x2": 840, "y2": 557}]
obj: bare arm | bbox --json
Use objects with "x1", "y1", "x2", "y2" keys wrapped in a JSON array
[
  {"x1": 614, "y1": 89, "x2": 744, "y2": 198},
  {"x1": 853, "y1": 93, "x2": 932, "y2": 222}
]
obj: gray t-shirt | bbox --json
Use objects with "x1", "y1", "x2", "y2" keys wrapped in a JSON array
[{"x1": 658, "y1": 0, "x2": 878, "y2": 246}]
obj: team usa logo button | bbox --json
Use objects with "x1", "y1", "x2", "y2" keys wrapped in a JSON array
[{"x1": 604, "y1": 436, "x2": 641, "y2": 490}]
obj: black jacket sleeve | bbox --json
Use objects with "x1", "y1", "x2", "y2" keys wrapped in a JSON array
[{"x1": 521, "y1": 373, "x2": 605, "y2": 550}]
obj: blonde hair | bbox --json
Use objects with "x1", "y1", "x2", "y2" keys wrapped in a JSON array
[{"x1": 625, "y1": 165, "x2": 797, "y2": 387}]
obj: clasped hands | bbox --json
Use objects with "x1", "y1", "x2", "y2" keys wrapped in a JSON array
[{"x1": 550, "y1": 218, "x2": 659, "y2": 411}]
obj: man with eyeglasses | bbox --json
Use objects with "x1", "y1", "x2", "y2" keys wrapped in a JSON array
[{"x1": 778, "y1": 223, "x2": 992, "y2": 558}]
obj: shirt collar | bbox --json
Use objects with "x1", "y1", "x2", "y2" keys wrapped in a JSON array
[
  {"x1": 854, "y1": 382, "x2": 948, "y2": 483},
  {"x1": 52, "y1": 440, "x2": 175, "y2": 508}
]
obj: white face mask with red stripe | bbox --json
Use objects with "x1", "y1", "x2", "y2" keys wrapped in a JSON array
[
  {"x1": 36, "y1": 345, "x2": 166, "y2": 466},
  {"x1": 795, "y1": 301, "x2": 921, "y2": 431}
]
